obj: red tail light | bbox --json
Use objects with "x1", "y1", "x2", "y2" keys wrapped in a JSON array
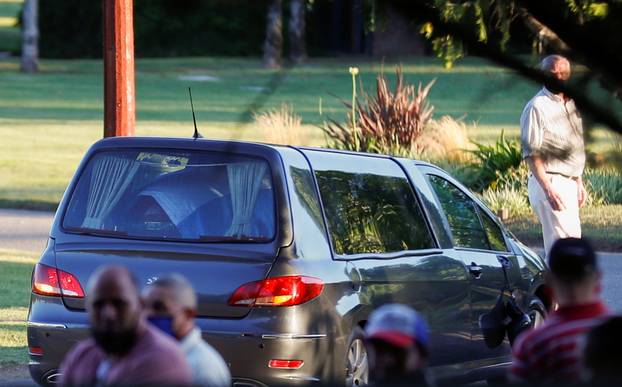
[
  {"x1": 29, "y1": 346, "x2": 44, "y2": 356},
  {"x1": 32, "y1": 263, "x2": 85, "y2": 298},
  {"x1": 268, "y1": 359, "x2": 304, "y2": 369},
  {"x1": 229, "y1": 276, "x2": 324, "y2": 307}
]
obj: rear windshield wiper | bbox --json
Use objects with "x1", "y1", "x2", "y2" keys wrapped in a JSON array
[{"x1": 67, "y1": 227, "x2": 129, "y2": 237}]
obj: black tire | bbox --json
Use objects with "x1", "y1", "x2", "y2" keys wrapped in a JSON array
[
  {"x1": 528, "y1": 298, "x2": 547, "y2": 329},
  {"x1": 345, "y1": 327, "x2": 369, "y2": 387}
]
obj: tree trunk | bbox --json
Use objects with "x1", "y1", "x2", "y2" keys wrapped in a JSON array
[
  {"x1": 351, "y1": 0, "x2": 363, "y2": 54},
  {"x1": 263, "y1": 0, "x2": 283, "y2": 69},
  {"x1": 21, "y1": 0, "x2": 39, "y2": 73},
  {"x1": 288, "y1": 0, "x2": 307, "y2": 63}
]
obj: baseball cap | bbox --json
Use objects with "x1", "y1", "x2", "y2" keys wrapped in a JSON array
[
  {"x1": 365, "y1": 304, "x2": 429, "y2": 350},
  {"x1": 548, "y1": 238, "x2": 598, "y2": 282}
]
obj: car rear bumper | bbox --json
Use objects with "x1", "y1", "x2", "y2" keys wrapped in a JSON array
[{"x1": 27, "y1": 306, "x2": 344, "y2": 386}]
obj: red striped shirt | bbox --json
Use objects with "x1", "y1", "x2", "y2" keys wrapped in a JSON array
[{"x1": 510, "y1": 301, "x2": 608, "y2": 384}]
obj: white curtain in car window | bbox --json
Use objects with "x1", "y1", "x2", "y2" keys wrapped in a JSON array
[
  {"x1": 226, "y1": 162, "x2": 267, "y2": 237},
  {"x1": 82, "y1": 154, "x2": 140, "y2": 229}
]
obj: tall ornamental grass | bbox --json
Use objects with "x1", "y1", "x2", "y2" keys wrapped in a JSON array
[
  {"x1": 418, "y1": 115, "x2": 473, "y2": 163},
  {"x1": 254, "y1": 103, "x2": 308, "y2": 146}
]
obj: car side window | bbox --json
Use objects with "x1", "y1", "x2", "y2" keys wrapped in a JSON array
[
  {"x1": 427, "y1": 175, "x2": 507, "y2": 252},
  {"x1": 309, "y1": 153, "x2": 435, "y2": 255},
  {"x1": 480, "y1": 210, "x2": 508, "y2": 252}
]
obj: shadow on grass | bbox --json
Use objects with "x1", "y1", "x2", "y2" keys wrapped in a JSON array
[
  {"x1": 0, "y1": 324, "x2": 27, "y2": 334},
  {"x1": 0, "y1": 199, "x2": 57, "y2": 212}
]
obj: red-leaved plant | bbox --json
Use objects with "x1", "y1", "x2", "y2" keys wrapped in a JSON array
[{"x1": 324, "y1": 67, "x2": 435, "y2": 157}]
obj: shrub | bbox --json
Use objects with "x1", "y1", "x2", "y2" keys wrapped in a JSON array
[
  {"x1": 253, "y1": 104, "x2": 307, "y2": 146},
  {"x1": 323, "y1": 67, "x2": 435, "y2": 157},
  {"x1": 466, "y1": 131, "x2": 523, "y2": 191},
  {"x1": 481, "y1": 186, "x2": 530, "y2": 219},
  {"x1": 584, "y1": 168, "x2": 622, "y2": 205},
  {"x1": 418, "y1": 115, "x2": 473, "y2": 163}
]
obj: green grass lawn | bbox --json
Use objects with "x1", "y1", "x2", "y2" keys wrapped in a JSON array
[
  {"x1": 507, "y1": 205, "x2": 622, "y2": 252},
  {"x1": 0, "y1": 249, "x2": 36, "y2": 368},
  {"x1": 1, "y1": 55, "x2": 619, "y2": 210}
]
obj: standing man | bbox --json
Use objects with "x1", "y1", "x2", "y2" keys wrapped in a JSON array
[
  {"x1": 59, "y1": 266, "x2": 192, "y2": 386},
  {"x1": 521, "y1": 55, "x2": 587, "y2": 255},
  {"x1": 143, "y1": 274, "x2": 232, "y2": 387}
]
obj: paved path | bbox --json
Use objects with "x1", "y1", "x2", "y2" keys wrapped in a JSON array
[{"x1": 0, "y1": 209, "x2": 53, "y2": 252}]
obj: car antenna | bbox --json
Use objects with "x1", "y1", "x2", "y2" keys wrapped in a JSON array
[{"x1": 188, "y1": 87, "x2": 203, "y2": 140}]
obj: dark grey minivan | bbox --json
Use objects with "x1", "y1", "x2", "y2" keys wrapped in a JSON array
[{"x1": 27, "y1": 137, "x2": 548, "y2": 386}]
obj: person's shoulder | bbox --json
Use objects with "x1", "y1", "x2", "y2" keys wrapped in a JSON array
[
  {"x1": 142, "y1": 323, "x2": 185, "y2": 354},
  {"x1": 129, "y1": 325, "x2": 192, "y2": 382},
  {"x1": 62, "y1": 338, "x2": 101, "y2": 364},
  {"x1": 187, "y1": 339, "x2": 231, "y2": 386},
  {"x1": 513, "y1": 318, "x2": 562, "y2": 355},
  {"x1": 512, "y1": 324, "x2": 541, "y2": 355},
  {"x1": 190, "y1": 338, "x2": 225, "y2": 362},
  {"x1": 528, "y1": 90, "x2": 552, "y2": 109},
  {"x1": 135, "y1": 324, "x2": 189, "y2": 368},
  {"x1": 59, "y1": 338, "x2": 102, "y2": 385}
]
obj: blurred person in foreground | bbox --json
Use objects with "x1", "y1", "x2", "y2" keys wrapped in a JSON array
[
  {"x1": 521, "y1": 54, "x2": 587, "y2": 256},
  {"x1": 143, "y1": 274, "x2": 231, "y2": 387},
  {"x1": 510, "y1": 238, "x2": 608, "y2": 383},
  {"x1": 364, "y1": 304, "x2": 431, "y2": 386},
  {"x1": 59, "y1": 265, "x2": 192, "y2": 387},
  {"x1": 584, "y1": 316, "x2": 622, "y2": 383}
]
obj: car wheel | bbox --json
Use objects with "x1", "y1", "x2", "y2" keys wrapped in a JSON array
[
  {"x1": 345, "y1": 327, "x2": 369, "y2": 387},
  {"x1": 528, "y1": 298, "x2": 547, "y2": 329}
]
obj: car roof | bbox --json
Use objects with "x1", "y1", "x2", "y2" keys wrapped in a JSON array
[{"x1": 91, "y1": 135, "x2": 436, "y2": 166}]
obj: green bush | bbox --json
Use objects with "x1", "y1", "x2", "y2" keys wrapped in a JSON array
[
  {"x1": 584, "y1": 168, "x2": 622, "y2": 205},
  {"x1": 464, "y1": 131, "x2": 523, "y2": 192},
  {"x1": 481, "y1": 186, "x2": 530, "y2": 219}
]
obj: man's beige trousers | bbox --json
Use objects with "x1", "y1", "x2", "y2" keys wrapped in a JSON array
[{"x1": 528, "y1": 174, "x2": 581, "y2": 256}]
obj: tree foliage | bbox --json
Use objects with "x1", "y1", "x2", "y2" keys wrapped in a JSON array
[{"x1": 380, "y1": 0, "x2": 622, "y2": 137}]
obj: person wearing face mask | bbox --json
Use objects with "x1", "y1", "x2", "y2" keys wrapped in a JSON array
[
  {"x1": 520, "y1": 55, "x2": 587, "y2": 256},
  {"x1": 143, "y1": 274, "x2": 231, "y2": 387},
  {"x1": 59, "y1": 265, "x2": 192, "y2": 387}
]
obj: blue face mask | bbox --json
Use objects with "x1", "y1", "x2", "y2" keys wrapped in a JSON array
[{"x1": 148, "y1": 316, "x2": 176, "y2": 339}]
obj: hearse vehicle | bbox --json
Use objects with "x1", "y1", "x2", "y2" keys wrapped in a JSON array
[{"x1": 27, "y1": 137, "x2": 548, "y2": 386}]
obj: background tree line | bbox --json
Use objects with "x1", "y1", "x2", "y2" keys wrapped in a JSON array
[{"x1": 28, "y1": 0, "x2": 371, "y2": 62}]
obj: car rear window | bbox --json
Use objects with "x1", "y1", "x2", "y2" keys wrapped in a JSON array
[
  {"x1": 307, "y1": 152, "x2": 435, "y2": 255},
  {"x1": 63, "y1": 149, "x2": 275, "y2": 242}
]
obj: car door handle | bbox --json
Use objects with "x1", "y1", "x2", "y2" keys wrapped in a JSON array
[{"x1": 469, "y1": 262, "x2": 483, "y2": 279}]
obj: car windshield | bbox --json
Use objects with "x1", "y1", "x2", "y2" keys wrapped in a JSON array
[{"x1": 62, "y1": 149, "x2": 275, "y2": 242}]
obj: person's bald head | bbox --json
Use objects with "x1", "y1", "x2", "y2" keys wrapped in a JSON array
[
  {"x1": 87, "y1": 265, "x2": 139, "y2": 296},
  {"x1": 541, "y1": 55, "x2": 571, "y2": 80},
  {"x1": 86, "y1": 265, "x2": 144, "y2": 355},
  {"x1": 142, "y1": 274, "x2": 197, "y2": 339}
]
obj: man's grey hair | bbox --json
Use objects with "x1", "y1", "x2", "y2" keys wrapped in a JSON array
[
  {"x1": 540, "y1": 55, "x2": 569, "y2": 72},
  {"x1": 147, "y1": 273, "x2": 198, "y2": 310}
]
